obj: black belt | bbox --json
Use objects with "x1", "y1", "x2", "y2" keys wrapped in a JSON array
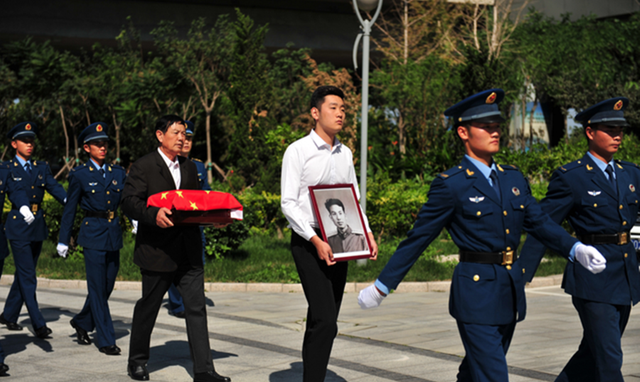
[
  {"x1": 12, "y1": 204, "x2": 40, "y2": 213},
  {"x1": 578, "y1": 232, "x2": 629, "y2": 246},
  {"x1": 459, "y1": 250, "x2": 517, "y2": 265},
  {"x1": 85, "y1": 210, "x2": 116, "y2": 220}
]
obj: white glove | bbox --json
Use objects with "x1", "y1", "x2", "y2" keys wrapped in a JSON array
[
  {"x1": 131, "y1": 220, "x2": 138, "y2": 234},
  {"x1": 57, "y1": 243, "x2": 68, "y2": 258},
  {"x1": 575, "y1": 243, "x2": 607, "y2": 274},
  {"x1": 19, "y1": 206, "x2": 35, "y2": 225},
  {"x1": 358, "y1": 285, "x2": 386, "y2": 309}
]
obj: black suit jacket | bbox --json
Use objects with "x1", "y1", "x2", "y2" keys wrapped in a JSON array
[{"x1": 122, "y1": 150, "x2": 202, "y2": 272}]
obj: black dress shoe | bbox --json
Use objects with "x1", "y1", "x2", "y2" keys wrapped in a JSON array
[
  {"x1": 0, "y1": 314, "x2": 22, "y2": 331},
  {"x1": 0, "y1": 363, "x2": 8, "y2": 376},
  {"x1": 127, "y1": 364, "x2": 149, "y2": 381},
  {"x1": 70, "y1": 319, "x2": 91, "y2": 345},
  {"x1": 172, "y1": 311, "x2": 186, "y2": 319},
  {"x1": 34, "y1": 325, "x2": 52, "y2": 339},
  {"x1": 99, "y1": 345, "x2": 121, "y2": 355},
  {"x1": 193, "y1": 370, "x2": 231, "y2": 382}
]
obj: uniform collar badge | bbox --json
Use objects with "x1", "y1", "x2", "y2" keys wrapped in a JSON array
[
  {"x1": 588, "y1": 190, "x2": 602, "y2": 196},
  {"x1": 469, "y1": 196, "x2": 485, "y2": 203},
  {"x1": 466, "y1": 168, "x2": 475, "y2": 176},
  {"x1": 512, "y1": 187, "x2": 520, "y2": 196},
  {"x1": 89, "y1": 182, "x2": 98, "y2": 186},
  {"x1": 630, "y1": 184, "x2": 636, "y2": 192}
]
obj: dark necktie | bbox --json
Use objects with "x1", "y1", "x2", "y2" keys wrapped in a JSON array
[
  {"x1": 605, "y1": 165, "x2": 616, "y2": 193},
  {"x1": 99, "y1": 168, "x2": 105, "y2": 178},
  {"x1": 24, "y1": 163, "x2": 32, "y2": 176},
  {"x1": 490, "y1": 170, "x2": 501, "y2": 201}
]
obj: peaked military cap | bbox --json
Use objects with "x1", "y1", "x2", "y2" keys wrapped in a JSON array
[
  {"x1": 445, "y1": 89, "x2": 506, "y2": 125},
  {"x1": 78, "y1": 122, "x2": 109, "y2": 144},
  {"x1": 574, "y1": 97, "x2": 630, "y2": 127},
  {"x1": 185, "y1": 121, "x2": 195, "y2": 137},
  {"x1": 8, "y1": 122, "x2": 37, "y2": 140}
]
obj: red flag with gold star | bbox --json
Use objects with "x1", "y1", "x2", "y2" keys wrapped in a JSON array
[{"x1": 147, "y1": 190, "x2": 243, "y2": 226}]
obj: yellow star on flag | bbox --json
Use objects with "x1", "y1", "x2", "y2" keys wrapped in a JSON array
[
  {"x1": 176, "y1": 191, "x2": 184, "y2": 198},
  {"x1": 205, "y1": 190, "x2": 210, "y2": 194},
  {"x1": 161, "y1": 192, "x2": 169, "y2": 199},
  {"x1": 190, "y1": 201, "x2": 198, "y2": 210}
]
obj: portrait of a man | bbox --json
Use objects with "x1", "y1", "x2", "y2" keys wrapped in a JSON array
[{"x1": 325, "y1": 198, "x2": 367, "y2": 254}]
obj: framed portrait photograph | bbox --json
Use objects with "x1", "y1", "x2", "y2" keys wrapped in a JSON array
[{"x1": 308, "y1": 184, "x2": 372, "y2": 261}]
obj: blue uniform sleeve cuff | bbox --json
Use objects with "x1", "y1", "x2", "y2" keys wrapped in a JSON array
[
  {"x1": 568, "y1": 242, "x2": 579, "y2": 262},
  {"x1": 374, "y1": 279, "x2": 390, "y2": 295}
]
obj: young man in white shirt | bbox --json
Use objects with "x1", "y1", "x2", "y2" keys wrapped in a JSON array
[{"x1": 281, "y1": 86, "x2": 378, "y2": 382}]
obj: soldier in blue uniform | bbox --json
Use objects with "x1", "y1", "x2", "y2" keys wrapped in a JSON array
[
  {"x1": 518, "y1": 97, "x2": 640, "y2": 382},
  {"x1": 57, "y1": 122, "x2": 127, "y2": 356},
  {"x1": 0, "y1": 122, "x2": 66, "y2": 339},
  {"x1": 166, "y1": 121, "x2": 211, "y2": 318},
  {"x1": 0, "y1": 148, "x2": 34, "y2": 375},
  {"x1": 358, "y1": 89, "x2": 606, "y2": 382}
]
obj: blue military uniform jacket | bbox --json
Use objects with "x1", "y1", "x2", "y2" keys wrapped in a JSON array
[
  {"x1": 0, "y1": 163, "x2": 30, "y2": 259},
  {"x1": 59, "y1": 162, "x2": 127, "y2": 252},
  {"x1": 192, "y1": 158, "x2": 211, "y2": 191},
  {"x1": 377, "y1": 156, "x2": 578, "y2": 325},
  {"x1": 5, "y1": 158, "x2": 66, "y2": 242},
  {"x1": 519, "y1": 154, "x2": 640, "y2": 306}
]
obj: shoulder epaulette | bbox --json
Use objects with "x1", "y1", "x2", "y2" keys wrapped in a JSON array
[
  {"x1": 558, "y1": 160, "x2": 582, "y2": 173},
  {"x1": 192, "y1": 158, "x2": 203, "y2": 163},
  {"x1": 438, "y1": 165, "x2": 464, "y2": 179}
]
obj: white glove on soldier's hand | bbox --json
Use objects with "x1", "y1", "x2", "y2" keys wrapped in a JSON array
[
  {"x1": 575, "y1": 243, "x2": 606, "y2": 274},
  {"x1": 131, "y1": 220, "x2": 138, "y2": 234},
  {"x1": 358, "y1": 285, "x2": 386, "y2": 309},
  {"x1": 57, "y1": 243, "x2": 68, "y2": 258},
  {"x1": 19, "y1": 206, "x2": 35, "y2": 225}
]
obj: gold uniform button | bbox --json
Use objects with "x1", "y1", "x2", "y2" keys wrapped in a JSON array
[
  {"x1": 593, "y1": 203, "x2": 597, "y2": 207},
  {"x1": 520, "y1": 205, "x2": 524, "y2": 209},
  {"x1": 506, "y1": 229, "x2": 510, "y2": 234},
  {"x1": 92, "y1": 190, "x2": 95, "y2": 193},
  {"x1": 625, "y1": 253, "x2": 628, "y2": 258},
  {"x1": 522, "y1": 268, "x2": 526, "y2": 274},
  {"x1": 473, "y1": 275, "x2": 480, "y2": 282},
  {"x1": 506, "y1": 247, "x2": 512, "y2": 251},
  {"x1": 106, "y1": 191, "x2": 110, "y2": 195},
  {"x1": 619, "y1": 205, "x2": 623, "y2": 210},
  {"x1": 506, "y1": 265, "x2": 512, "y2": 270},
  {"x1": 12, "y1": 216, "x2": 16, "y2": 220},
  {"x1": 503, "y1": 210, "x2": 507, "y2": 216},
  {"x1": 107, "y1": 201, "x2": 111, "y2": 204},
  {"x1": 85, "y1": 222, "x2": 88, "y2": 225},
  {"x1": 623, "y1": 221, "x2": 628, "y2": 226},
  {"x1": 477, "y1": 211, "x2": 481, "y2": 216},
  {"x1": 31, "y1": 186, "x2": 34, "y2": 189}
]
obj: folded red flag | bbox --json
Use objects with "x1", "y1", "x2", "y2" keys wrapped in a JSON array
[{"x1": 147, "y1": 190, "x2": 243, "y2": 226}]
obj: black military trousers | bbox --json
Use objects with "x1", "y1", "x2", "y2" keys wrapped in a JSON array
[{"x1": 291, "y1": 231, "x2": 348, "y2": 382}]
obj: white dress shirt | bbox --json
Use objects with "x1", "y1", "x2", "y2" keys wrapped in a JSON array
[
  {"x1": 157, "y1": 147, "x2": 181, "y2": 189},
  {"x1": 281, "y1": 129, "x2": 371, "y2": 241}
]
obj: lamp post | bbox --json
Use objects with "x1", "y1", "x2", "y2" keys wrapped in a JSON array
[{"x1": 352, "y1": 0, "x2": 383, "y2": 215}]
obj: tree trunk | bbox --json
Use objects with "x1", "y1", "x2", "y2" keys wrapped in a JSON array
[
  {"x1": 111, "y1": 111, "x2": 121, "y2": 164},
  {"x1": 59, "y1": 105, "x2": 70, "y2": 167},
  {"x1": 205, "y1": 109, "x2": 213, "y2": 184}
]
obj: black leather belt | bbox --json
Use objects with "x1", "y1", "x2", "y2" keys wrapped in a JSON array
[
  {"x1": 578, "y1": 232, "x2": 629, "y2": 245},
  {"x1": 85, "y1": 210, "x2": 116, "y2": 220},
  {"x1": 460, "y1": 250, "x2": 517, "y2": 265}
]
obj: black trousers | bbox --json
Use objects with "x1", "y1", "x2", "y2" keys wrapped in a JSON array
[
  {"x1": 128, "y1": 264, "x2": 214, "y2": 374},
  {"x1": 291, "y1": 231, "x2": 348, "y2": 382}
]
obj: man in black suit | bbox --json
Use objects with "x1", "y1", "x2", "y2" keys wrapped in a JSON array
[{"x1": 121, "y1": 115, "x2": 230, "y2": 382}]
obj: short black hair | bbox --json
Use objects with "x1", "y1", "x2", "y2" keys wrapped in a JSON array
[
  {"x1": 155, "y1": 115, "x2": 185, "y2": 142},
  {"x1": 310, "y1": 86, "x2": 345, "y2": 110},
  {"x1": 325, "y1": 198, "x2": 345, "y2": 213}
]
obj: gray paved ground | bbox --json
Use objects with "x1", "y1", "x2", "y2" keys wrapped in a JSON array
[{"x1": 0, "y1": 281, "x2": 638, "y2": 381}]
